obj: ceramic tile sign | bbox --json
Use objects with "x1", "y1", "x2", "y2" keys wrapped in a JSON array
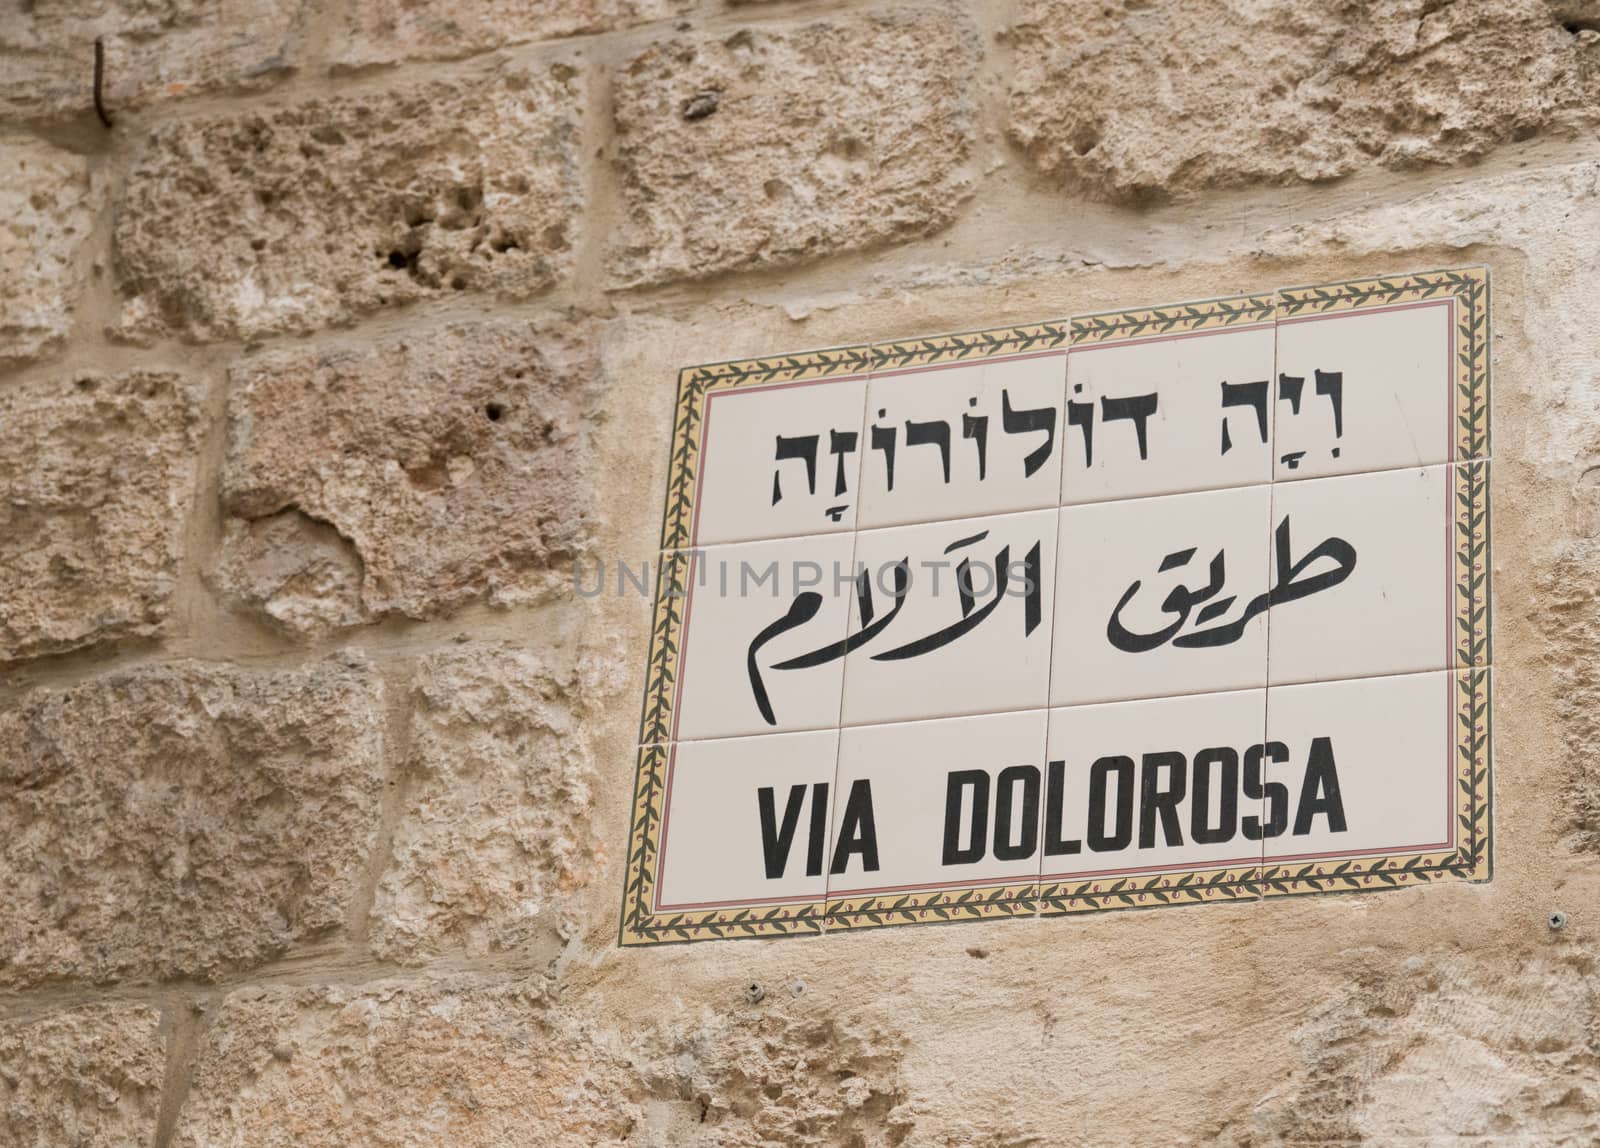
[{"x1": 621, "y1": 269, "x2": 1492, "y2": 946}]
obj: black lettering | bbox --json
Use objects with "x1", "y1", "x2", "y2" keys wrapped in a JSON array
[
  {"x1": 993, "y1": 765, "x2": 1041, "y2": 861},
  {"x1": 829, "y1": 779, "x2": 880, "y2": 874},
  {"x1": 758, "y1": 784, "x2": 807, "y2": 879},
  {"x1": 942, "y1": 770, "x2": 989, "y2": 865},
  {"x1": 1044, "y1": 759, "x2": 1082, "y2": 855},
  {"x1": 1190, "y1": 747, "x2": 1239, "y2": 845},
  {"x1": 1139, "y1": 751, "x2": 1187, "y2": 848},
  {"x1": 1293, "y1": 736, "x2": 1348, "y2": 835},
  {"x1": 805, "y1": 781, "x2": 829, "y2": 877},
  {"x1": 1243, "y1": 742, "x2": 1289, "y2": 840},
  {"x1": 1087, "y1": 755, "x2": 1134, "y2": 852}
]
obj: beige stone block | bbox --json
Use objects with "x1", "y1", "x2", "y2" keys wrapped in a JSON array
[
  {"x1": 113, "y1": 66, "x2": 582, "y2": 343},
  {"x1": 608, "y1": 4, "x2": 980, "y2": 287},
  {"x1": 369, "y1": 644, "x2": 596, "y2": 963},
  {"x1": 330, "y1": 0, "x2": 695, "y2": 69},
  {"x1": 0, "y1": 371, "x2": 200, "y2": 664},
  {"x1": 1008, "y1": 0, "x2": 1600, "y2": 201},
  {"x1": 0, "y1": 658, "x2": 385, "y2": 985},
  {"x1": 169, "y1": 978, "x2": 630, "y2": 1148},
  {"x1": 219, "y1": 320, "x2": 596, "y2": 628},
  {"x1": 0, "y1": 137, "x2": 100, "y2": 367},
  {"x1": 0, "y1": 0, "x2": 302, "y2": 122},
  {"x1": 0, "y1": 1004, "x2": 166, "y2": 1148}
]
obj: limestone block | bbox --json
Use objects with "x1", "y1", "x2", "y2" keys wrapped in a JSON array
[
  {"x1": 330, "y1": 0, "x2": 695, "y2": 69},
  {"x1": 369, "y1": 644, "x2": 596, "y2": 963},
  {"x1": 0, "y1": 1004, "x2": 166, "y2": 1148},
  {"x1": 219, "y1": 320, "x2": 596, "y2": 627},
  {"x1": 1008, "y1": 0, "x2": 1600, "y2": 201},
  {"x1": 608, "y1": 5, "x2": 980, "y2": 286},
  {"x1": 0, "y1": 0, "x2": 302, "y2": 122},
  {"x1": 113, "y1": 66, "x2": 582, "y2": 342},
  {"x1": 0, "y1": 658, "x2": 385, "y2": 985},
  {"x1": 0, "y1": 137, "x2": 100, "y2": 366},
  {"x1": 0, "y1": 371, "x2": 200, "y2": 663}
]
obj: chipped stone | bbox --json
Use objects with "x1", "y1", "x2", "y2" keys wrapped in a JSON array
[
  {"x1": 0, "y1": 1004, "x2": 166, "y2": 1148},
  {"x1": 0, "y1": 659, "x2": 385, "y2": 986},
  {"x1": 608, "y1": 5, "x2": 980, "y2": 286},
  {"x1": 221, "y1": 320, "x2": 595, "y2": 626},
  {"x1": 1008, "y1": 0, "x2": 1600, "y2": 202},
  {"x1": 329, "y1": 0, "x2": 694, "y2": 70},
  {"x1": 0, "y1": 137, "x2": 100, "y2": 366},
  {"x1": 0, "y1": 0, "x2": 302, "y2": 122},
  {"x1": 0, "y1": 371, "x2": 200, "y2": 664},
  {"x1": 113, "y1": 66, "x2": 582, "y2": 343}
]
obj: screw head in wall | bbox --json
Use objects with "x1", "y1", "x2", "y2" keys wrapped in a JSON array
[{"x1": 1549, "y1": 910, "x2": 1568, "y2": 931}]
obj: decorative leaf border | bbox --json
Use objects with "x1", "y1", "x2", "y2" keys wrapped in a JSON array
[
  {"x1": 1070, "y1": 293, "x2": 1276, "y2": 345},
  {"x1": 620, "y1": 271, "x2": 1492, "y2": 947},
  {"x1": 1278, "y1": 267, "x2": 1489, "y2": 463},
  {"x1": 826, "y1": 881, "x2": 1039, "y2": 933}
]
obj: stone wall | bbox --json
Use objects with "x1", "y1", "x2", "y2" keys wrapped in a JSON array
[{"x1": 2, "y1": 1, "x2": 1599, "y2": 1144}]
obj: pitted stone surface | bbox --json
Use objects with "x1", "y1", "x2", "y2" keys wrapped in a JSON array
[
  {"x1": 0, "y1": 1004, "x2": 166, "y2": 1148},
  {"x1": 608, "y1": 5, "x2": 980, "y2": 286},
  {"x1": 369, "y1": 644, "x2": 596, "y2": 963},
  {"x1": 0, "y1": 659, "x2": 385, "y2": 985},
  {"x1": 221, "y1": 320, "x2": 596, "y2": 626},
  {"x1": 0, "y1": 137, "x2": 100, "y2": 367},
  {"x1": 113, "y1": 66, "x2": 582, "y2": 343},
  {"x1": 1008, "y1": 0, "x2": 1600, "y2": 201},
  {"x1": 170, "y1": 977, "x2": 911, "y2": 1146},
  {"x1": 0, "y1": 371, "x2": 200, "y2": 663},
  {"x1": 330, "y1": 0, "x2": 695, "y2": 69},
  {"x1": 0, "y1": 0, "x2": 302, "y2": 122}
]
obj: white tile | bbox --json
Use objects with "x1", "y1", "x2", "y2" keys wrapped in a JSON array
[
  {"x1": 1062, "y1": 324, "x2": 1276, "y2": 504},
  {"x1": 840, "y1": 509, "x2": 1057, "y2": 726},
  {"x1": 1266, "y1": 465, "x2": 1453, "y2": 685},
  {"x1": 1262, "y1": 671, "x2": 1457, "y2": 864},
  {"x1": 671, "y1": 532, "x2": 857, "y2": 741},
  {"x1": 692, "y1": 375, "x2": 869, "y2": 546},
  {"x1": 1041, "y1": 690, "x2": 1267, "y2": 884},
  {"x1": 1051, "y1": 485, "x2": 1271, "y2": 707},
  {"x1": 859, "y1": 350, "x2": 1067, "y2": 529},
  {"x1": 1274, "y1": 300, "x2": 1455, "y2": 481},
  {"x1": 827, "y1": 710, "x2": 1048, "y2": 899},
  {"x1": 653, "y1": 730, "x2": 838, "y2": 912}
]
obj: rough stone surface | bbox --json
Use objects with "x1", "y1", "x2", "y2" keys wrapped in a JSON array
[
  {"x1": 1541, "y1": 541, "x2": 1600, "y2": 853},
  {"x1": 0, "y1": 137, "x2": 100, "y2": 367},
  {"x1": 0, "y1": 659, "x2": 385, "y2": 986},
  {"x1": 370, "y1": 644, "x2": 595, "y2": 963},
  {"x1": 330, "y1": 0, "x2": 694, "y2": 70},
  {"x1": 0, "y1": 1004, "x2": 166, "y2": 1148},
  {"x1": 1234, "y1": 950, "x2": 1600, "y2": 1145},
  {"x1": 113, "y1": 65, "x2": 582, "y2": 343},
  {"x1": 0, "y1": 0, "x2": 302, "y2": 122},
  {"x1": 216, "y1": 510, "x2": 368, "y2": 636},
  {"x1": 220, "y1": 320, "x2": 596, "y2": 627},
  {"x1": 171, "y1": 977, "x2": 910, "y2": 1146},
  {"x1": 1008, "y1": 0, "x2": 1600, "y2": 201},
  {"x1": 0, "y1": 371, "x2": 200, "y2": 664},
  {"x1": 608, "y1": 5, "x2": 981, "y2": 287}
]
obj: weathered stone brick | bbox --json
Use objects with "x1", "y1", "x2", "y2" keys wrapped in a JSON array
[
  {"x1": 330, "y1": 0, "x2": 694, "y2": 70},
  {"x1": 0, "y1": 0, "x2": 302, "y2": 122},
  {"x1": 1008, "y1": 0, "x2": 1600, "y2": 202},
  {"x1": 171, "y1": 976, "x2": 911, "y2": 1146},
  {"x1": 608, "y1": 5, "x2": 980, "y2": 287},
  {"x1": 113, "y1": 65, "x2": 582, "y2": 343},
  {"x1": 0, "y1": 658, "x2": 385, "y2": 986},
  {"x1": 369, "y1": 644, "x2": 596, "y2": 963},
  {"x1": 0, "y1": 1004, "x2": 166, "y2": 1148},
  {"x1": 0, "y1": 371, "x2": 200, "y2": 664},
  {"x1": 0, "y1": 137, "x2": 100, "y2": 367},
  {"x1": 220, "y1": 320, "x2": 596, "y2": 628}
]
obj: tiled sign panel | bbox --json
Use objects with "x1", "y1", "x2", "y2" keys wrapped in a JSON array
[{"x1": 621, "y1": 269, "x2": 1492, "y2": 946}]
